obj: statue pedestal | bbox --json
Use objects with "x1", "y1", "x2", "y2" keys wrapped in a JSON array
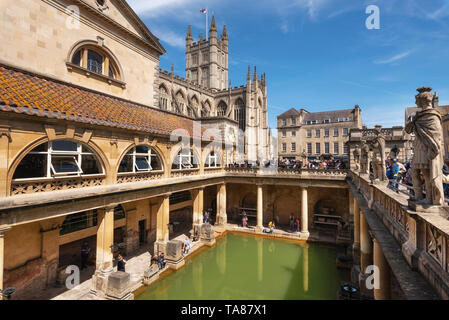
[{"x1": 408, "y1": 200, "x2": 449, "y2": 216}]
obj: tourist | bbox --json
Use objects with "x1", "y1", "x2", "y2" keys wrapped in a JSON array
[
  {"x1": 295, "y1": 217, "x2": 300, "y2": 232},
  {"x1": 193, "y1": 230, "x2": 199, "y2": 242},
  {"x1": 184, "y1": 238, "x2": 191, "y2": 254},
  {"x1": 203, "y1": 210, "x2": 207, "y2": 223},
  {"x1": 80, "y1": 241, "x2": 90, "y2": 270},
  {"x1": 158, "y1": 252, "x2": 166, "y2": 269},
  {"x1": 289, "y1": 214, "x2": 295, "y2": 230},
  {"x1": 387, "y1": 158, "x2": 400, "y2": 193},
  {"x1": 150, "y1": 254, "x2": 158, "y2": 266},
  {"x1": 263, "y1": 221, "x2": 274, "y2": 233},
  {"x1": 242, "y1": 211, "x2": 248, "y2": 228},
  {"x1": 117, "y1": 254, "x2": 126, "y2": 272}
]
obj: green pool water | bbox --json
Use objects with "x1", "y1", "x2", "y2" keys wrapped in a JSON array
[{"x1": 136, "y1": 233, "x2": 350, "y2": 300}]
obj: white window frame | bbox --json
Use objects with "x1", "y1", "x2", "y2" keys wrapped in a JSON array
[{"x1": 205, "y1": 151, "x2": 221, "y2": 168}]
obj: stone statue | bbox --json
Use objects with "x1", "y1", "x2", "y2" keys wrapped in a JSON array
[
  {"x1": 360, "y1": 142, "x2": 370, "y2": 174},
  {"x1": 370, "y1": 126, "x2": 386, "y2": 182},
  {"x1": 300, "y1": 149, "x2": 308, "y2": 168},
  {"x1": 405, "y1": 87, "x2": 444, "y2": 206},
  {"x1": 352, "y1": 145, "x2": 361, "y2": 171}
]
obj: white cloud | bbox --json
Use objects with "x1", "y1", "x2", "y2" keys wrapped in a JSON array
[
  {"x1": 151, "y1": 28, "x2": 185, "y2": 49},
  {"x1": 374, "y1": 51, "x2": 412, "y2": 64}
]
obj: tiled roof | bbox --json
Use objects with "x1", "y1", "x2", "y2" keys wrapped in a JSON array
[
  {"x1": 303, "y1": 108, "x2": 355, "y2": 122},
  {"x1": 278, "y1": 108, "x2": 301, "y2": 118},
  {"x1": 0, "y1": 64, "x2": 200, "y2": 137}
]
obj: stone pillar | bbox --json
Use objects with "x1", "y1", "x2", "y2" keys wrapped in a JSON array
[
  {"x1": 301, "y1": 187, "x2": 309, "y2": 235},
  {"x1": 0, "y1": 226, "x2": 10, "y2": 300},
  {"x1": 192, "y1": 188, "x2": 204, "y2": 227},
  {"x1": 41, "y1": 227, "x2": 60, "y2": 286},
  {"x1": 353, "y1": 197, "x2": 360, "y2": 255},
  {"x1": 256, "y1": 184, "x2": 264, "y2": 231},
  {"x1": 217, "y1": 184, "x2": 227, "y2": 225},
  {"x1": 373, "y1": 238, "x2": 391, "y2": 300},
  {"x1": 154, "y1": 194, "x2": 170, "y2": 254},
  {"x1": 91, "y1": 206, "x2": 115, "y2": 296},
  {"x1": 360, "y1": 213, "x2": 372, "y2": 272},
  {"x1": 0, "y1": 127, "x2": 10, "y2": 197}
]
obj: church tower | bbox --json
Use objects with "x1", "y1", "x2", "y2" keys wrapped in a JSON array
[{"x1": 185, "y1": 16, "x2": 228, "y2": 91}]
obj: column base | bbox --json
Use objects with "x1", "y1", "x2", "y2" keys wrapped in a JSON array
[
  {"x1": 167, "y1": 258, "x2": 185, "y2": 270},
  {"x1": 255, "y1": 225, "x2": 264, "y2": 233},
  {"x1": 90, "y1": 267, "x2": 114, "y2": 298},
  {"x1": 154, "y1": 241, "x2": 167, "y2": 256},
  {"x1": 299, "y1": 231, "x2": 310, "y2": 240}
]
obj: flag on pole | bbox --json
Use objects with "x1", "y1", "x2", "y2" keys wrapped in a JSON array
[{"x1": 200, "y1": 8, "x2": 207, "y2": 13}]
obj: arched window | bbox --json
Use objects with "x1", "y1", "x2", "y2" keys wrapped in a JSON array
[
  {"x1": 234, "y1": 99, "x2": 246, "y2": 131},
  {"x1": 172, "y1": 148, "x2": 199, "y2": 170},
  {"x1": 71, "y1": 45, "x2": 120, "y2": 80},
  {"x1": 201, "y1": 101, "x2": 211, "y2": 117},
  {"x1": 159, "y1": 86, "x2": 168, "y2": 110},
  {"x1": 176, "y1": 92, "x2": 186, "y2": 114},
  {"x1": 205, "y1": 151, "x2": 221, "y2": 168},
  {"x1": 13, "y1": 140, "x2": 103, "y2": 180},
  {"x1": 118, "y1": 145, "x2": 163, "y2": 173},
  {"x1": 217, "y1": 101, "x2": 227, "y2": 117}
]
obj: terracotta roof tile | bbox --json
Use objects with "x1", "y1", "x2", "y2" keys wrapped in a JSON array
[{"x1": 0, "y1": 64, "x2": 201, "y2": 138}]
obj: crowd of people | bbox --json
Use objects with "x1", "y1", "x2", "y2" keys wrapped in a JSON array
[{"x1": 150, "y1": 252, "x2": 166, "y2": 270}]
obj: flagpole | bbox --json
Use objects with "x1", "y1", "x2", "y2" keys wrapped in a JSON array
[{"x1": 206, "y1": 9, "x2": 208, "y2": 39}]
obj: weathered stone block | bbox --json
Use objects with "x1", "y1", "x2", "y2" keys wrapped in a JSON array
[
  {"x1": 143, "y1": 264, "x2": 160, "y2": 285},
  {"x1": 165, "y1": 240, "x2": 183, "y2": 262},
  {"x1": 200, "y1": 223, "x2": 215, "y2": 242},
  {"x1": 106, "y1": 271, "x2": 132, "y2": 300}
]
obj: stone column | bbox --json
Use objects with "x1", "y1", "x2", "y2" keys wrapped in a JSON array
[
  {"x1": 373, "y1": 238, "x2": 391, "y2": 300},
  {"x1": 359, "y1": 212, "x2": 373, "y2": 275},
  {"x1": 353, "y1": 197, "x2": 360, "y2": 255},
  {"x1": 192, "y1": 188, "x2": 204, "y2": 227},
  {"x1": 91, "y1": 206, "x2": 115, "y2": 296},
  {"x1": 41, "y1": 227, "x2": 60, "y2": 286},
  {"x1": 301, "y1": 187, "x2": 309, "y2": 235},
  {"x1": 156, "y1": 194, "x2": 170, "y2": 243},
  {"x1": 217, "y1": 184, "x2": 227, "y2": 225},
  {"x1": 0, "y1": 226, "x2": 10, "y2": 300},
  {"x1": 256, "y1": 184, "x2": 264, "y2": 231}
]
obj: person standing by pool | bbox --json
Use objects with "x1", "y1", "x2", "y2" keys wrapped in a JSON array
[
  {"x1": 289, "y1": 214, "x2": 295, "y2": 231},
  {"x1": 117, "y1": 254, "x2": 126, "y2": 272},
  {"x1": 295, "y1": 217, "x2": 300, "y2": 232},
  {"x1": 158, "y1": 252, "x2": 166, "y2": 269}
]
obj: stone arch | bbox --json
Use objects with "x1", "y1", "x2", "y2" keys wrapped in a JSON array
[
  {"x1": 170, "y1": 144, "x2": 201, "y2": 171},
  {"x1": 8, "y1": 136, "x2": 110, "y2": 194},
  {"x1": 115, "y1": 143, "x2": 167, "y2": 175},
  {"x1": 233, "y1": 98, "x2": 246, "y2": 131},
  {"x1": 217, "y1": 100, "x2": 228, "y2": 117},
  {"x1": 273, "y1": 192, "x2": 301, "y2": 225},
  {"x1": 201, "y1": 99, "x2": 212, "y2": 117}
]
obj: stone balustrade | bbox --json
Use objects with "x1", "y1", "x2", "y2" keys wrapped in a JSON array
[{"x1": 349, "y1": 171, "x2": 449, "y2": 299}]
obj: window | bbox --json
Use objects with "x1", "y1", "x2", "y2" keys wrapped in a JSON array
[
  {"x1": 172, "y1": 148, "x2": 199, "y2": 170},
  {"x1": 307, "y1": 143, "x2": 312, "y2": 155},
  {"x1": 282, "y1": 143, "x2": 287, "y2": 153},
  {"x1": 13, "y1": 140, "x2": 102, "y2": 180},
  {"x1": 291, "y1": 117, "x2": 296, "y2": 125},
  {"x1": 343, "y1": 128, "x2": 349, "y2": 137},
  {"x1": 333, "y1": 128, "x2": 339, "y2": 137},
  {"x1": 307, "y1": 129, "x2": 312, "y2": 138},
  {"x1": 192, "y1": 54, "x2": 199, "y2": 65},
  {"x1": 291, "y1": 130, "x2": 296, "y2": 137},
  {"x1": 282, "y1": 131, "x2": 286, "y2": 138},
  {"x1": 282, "y1": 119, "x2": 287, "y2": 126},
  {"x1": 291, "y1": 143, "x2": 296, "y2": 152},
  {"x1": 334, "y1": 142, "x2": 339, "y2": 155},
  {"x1": 324, "y1": 129, "x2": 329, "y2": 137},
  {"x1": 324, "y1": 119, "x2": 331, "y2": 124},
  {"x1": 315, "y1": 129, "x2": 320, "y2": 138},
  {"x1": 218, "y1": 101, "x2": 227, "y2": 117},
  {"x1": 315, "y1": 143, "x2": 321, "y2": 155},
  {"x1": 343, "y1": 144, "x2": 349, "y2": 154},
  {"x1": 325, "y1": 142, "x2": 330, "y2": 154},
  {"x1": 205, "y1": 151, "x2": 221, "y2": 168},
  {"x1": 159, "y1": 86, "x2": 168, "y2": 110},
  {"x1": 71, "y1": 46, "x2": 120, "y2": 80},
  {"x1": 118, "y1": 145, "x2": 162, "y2": 173},
  {"x1": 60, "y1": 211, "x2": 98, "y2": 236},
  {"x1": 306, "y1": 121, "x2": 312, "y2": 125},
  {"x1": 234, "y1": 99, "x2": 246, "y2": 131}
]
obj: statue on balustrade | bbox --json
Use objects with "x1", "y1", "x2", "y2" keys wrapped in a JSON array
[
  {"x1": 360, "y1": 143, "x2": 370, "y2": 174},
  {"x1": 405, "y1": 87, "x2": 444, "y2": 206},
  {"x1": 370, "y1": 126, "x2": 386, "y2": 182},
  {"x1": 300, "y1": 149, "x2": 308, "y2": 168},
  {"x1": 352, "y1": 145, "x2": 361, "y2": 171}
]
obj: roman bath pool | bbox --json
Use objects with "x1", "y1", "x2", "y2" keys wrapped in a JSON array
[{"x1": 135, "y1": 232, "x2": 350, "y2": 300}]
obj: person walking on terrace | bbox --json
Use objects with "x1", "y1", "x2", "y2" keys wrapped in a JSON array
[
  {"x1": 117, "y1": 254, "x2": 126, "y2": 272},
  {"x1": 80, "y1": 241, "x2": 90, "y2": 270}
]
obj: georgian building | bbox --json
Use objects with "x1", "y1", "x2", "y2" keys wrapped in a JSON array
[{"x1": 277, "y1": 106, "x2": 363, "y2": 162}]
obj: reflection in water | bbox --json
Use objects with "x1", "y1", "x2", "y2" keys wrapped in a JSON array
[
  {"x1": 136, "y1": 233, "x2": 349, "y2": 300},
  {"x1": 257, "y1": 237, "x2": 263, "y2": 282}
]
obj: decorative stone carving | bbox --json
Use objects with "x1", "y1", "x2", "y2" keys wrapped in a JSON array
[
  {"x1": 352, "y1": 145, "x2": 361, "y2": 171},
  {"x1": 165, "y1": 240, "x2": 185, "y2": 270},
  {"x1": 360, "y1": 142, "x2": 370, "y2": 174},
  {"x1": 369, "y1": 125, "x2": 386, "y2": 183},
  {"x1": 200, "y1": 223, "x2": 215, "y2": 243},
  {"x1": 426, "y1": 224, "x2": 443, "y2": 266},
  {"x1": 11, "y1": 176, "x2": 104, "y2": 195},
  {"x1": 406, "y1": 87, "x2": 445, "y2": 207}
]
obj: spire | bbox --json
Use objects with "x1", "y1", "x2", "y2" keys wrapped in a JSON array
[
  {"x1": 210, "y1": 15, "x2": 217, "y2": 32},
  {"x1": 199, "y1": 33, "x2": 203, "y2": 41},
  {"x1": 247, "y1": 65, "x2": 251, "y2": 82},
  {"x1": 186, "y1": 25, "x2": 193, "y2": 41},
  {"x1": 221, "y1": 25, "x2": 228, "y2": 40},
  {"x1": 253, "y1": 66, "x2": 257, "y2": 84},
  {"x1": 171, "y1": 64, "x2": 174, "y2": 74}
]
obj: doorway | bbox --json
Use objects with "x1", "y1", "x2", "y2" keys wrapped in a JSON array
[{"x1": 139, "y1": 219, "x2": 146, "y2": 245}]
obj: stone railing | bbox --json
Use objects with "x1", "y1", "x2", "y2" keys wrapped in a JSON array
[
  {"x1": 362, "y1": 128, "x2": 393, "y2": 137},
  {"x1": 10, "y1": 175, "x2": 105, "y2": 196},
  {"x1": 349, "y1": 170, "x2": 449, "y2": 299},
  {"x1": 170, "y1": 168, "x2": 201, "y2": 178},
  {"x1": 225, "y1": 167, "x2": 349, "y2": 179},
  {"x1": 204, "y1": 167, "x2": 225, "y2": 175},
  {"x1": 116, "y1": 171, "x2": 165, "y2": 184}
]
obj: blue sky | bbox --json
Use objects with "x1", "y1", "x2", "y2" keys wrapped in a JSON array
[{"x1": 128, "y1": 0, "x2": 449, "y2": 131}]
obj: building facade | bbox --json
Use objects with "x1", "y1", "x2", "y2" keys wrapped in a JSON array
[
  {"x1": 277, "y1": 106, "x2": 362, "y2": 161},
  {"x1": 156, "y1": 17, "x2": 271, "y2": 164}
]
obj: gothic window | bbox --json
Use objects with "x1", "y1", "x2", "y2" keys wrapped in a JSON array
[
  {"x1": 172, "y1": 148, "x2": 199, "y2": 170},
  {"x1": 217, "y1": 101, "x2": 227, "y2": 117},
  {"x1": 201, "y1": 67, "x2": 209, "y2": 87},
  {"x1": 159, "y1": 86, "x2": 168, "y2": 110},
  {"x1": 192, "y1": 54, "x2": 199, "y2": 65},
  {"x1": 176, "y1": 92, "x2": 186, "y2": 114},
  {"x1": 70, "y1": 45, "x2": 120, "y2": 80},
  {"x1": 201, "y1": 101, "x2": 211, "y2": 117},
  {"x1": 13, "y1": 140, "x2": 103, "y2": 180},
  {"x1": 205, "y1": 151, "x2": 221, "y2": 168},
  {"x1": 234, "y1": 99, "x2": 246, "y2": 131},
  {"x1": 118, "y1": 145, "x2": 162, "y2": 173}
]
